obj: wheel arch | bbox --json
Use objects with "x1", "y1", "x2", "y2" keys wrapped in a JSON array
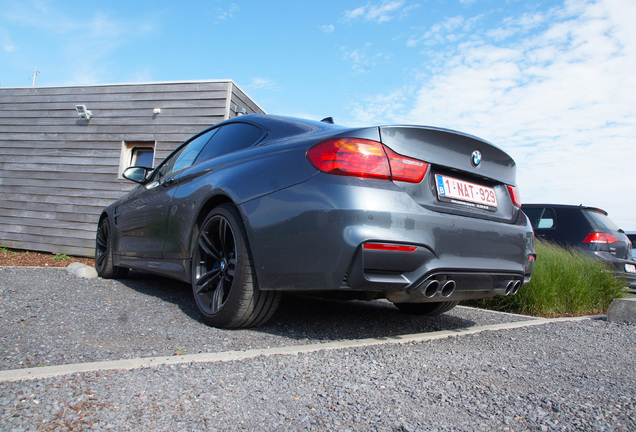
[
  {"x1": 97, "y1": 211, "x2": 109, "y2": 226},
  {"x1": 195, "y1": 194, "x2": 236, "y2": 230},
  {"x1": 185, "y1": 193, "x2": 244, "y2": 283}
]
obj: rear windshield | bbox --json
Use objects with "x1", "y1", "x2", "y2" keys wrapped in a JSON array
[{"x1": 583, "y1": 209, "x2": 621, "y2": 232}]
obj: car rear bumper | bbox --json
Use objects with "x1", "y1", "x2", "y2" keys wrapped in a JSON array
[
  {"x1": 241, "y1": 174, "x2": 535, "y2": 300},
  {"x1": 592, "y1": 252, "x2": 636, "y2": 286}
]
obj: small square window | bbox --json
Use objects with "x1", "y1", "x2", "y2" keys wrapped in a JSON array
[
  {"x1": 120, "y1": 141, "x2": 156, "y2": 177},
  {"x1": 131, "y1": 147, "x2": 154, "y2": 168}
]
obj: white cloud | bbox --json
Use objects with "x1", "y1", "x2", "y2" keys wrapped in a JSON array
[
  {"x1": 351, "y1": 0, "x2": 636, "y2": 228},
  {"x1": 215, "y1": 3, "x2": 240, "y2": 22},
  {"x1": 349, "y1": 88, "x2": 411, "y2": 124},
  {"x1": 0, "y1": 2, "x2": 160, "y2": 85},
  {"x1": 343, "y1": 1, "x2": 407, "y2": 23},
  {"x1": 320, "y1": 24, "x2": 335, "y2": 33},
  {"x1": 2, "y1": 37, "x2": 16, "y2": 52},
  {"x1": 407, "y1": 15, "x2": 482, "y2": 47},
  {"x1": 248, "y1": 77, "x2": 277, "y2": 90},
  {"x1": 342, "y1": 44, "x2": 390, "y2": 73}
]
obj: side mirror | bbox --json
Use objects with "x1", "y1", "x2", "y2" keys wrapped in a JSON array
[{"x1": 122, "y1": 166, "x2": 152, "y2": 183}]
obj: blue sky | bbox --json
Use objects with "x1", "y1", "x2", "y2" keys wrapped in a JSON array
[{"x1": 1, "y1": 0, "x2": 635, "y2": 229}]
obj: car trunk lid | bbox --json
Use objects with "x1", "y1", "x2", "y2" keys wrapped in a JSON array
[{"x1": 379, "y1": 126, "x2": 519, "y2": 223}]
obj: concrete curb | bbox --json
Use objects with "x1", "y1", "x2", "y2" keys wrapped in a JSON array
[
  {"x1": 0, "y1": 315, "x2": 596, "y2": 383},
  {"x1": 607, "y1": 297, "x2": 636, "y2": 324}
]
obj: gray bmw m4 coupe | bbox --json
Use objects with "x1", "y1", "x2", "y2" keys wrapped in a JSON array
[{"x1": 96, "y1": 114, "x2": 536, "y2": 328}]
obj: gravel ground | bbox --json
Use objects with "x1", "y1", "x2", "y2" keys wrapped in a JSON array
[
  {"x1": 0, "y1": 267, "x2": 530, "y2": 370},
  {"x1": 1, "y1": 267, "x2": 635, "y2": 431}
]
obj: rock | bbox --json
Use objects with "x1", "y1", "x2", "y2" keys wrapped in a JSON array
[{"x1": 66, "y1": 262, "x2": 98, "y2": 279}]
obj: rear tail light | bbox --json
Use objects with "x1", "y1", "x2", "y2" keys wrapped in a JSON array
[
  {"x1": 582, "y1": 232, "x2": 619, "y2": 244},
  {"x1": 507, "y1": 185, "x2": 521, "y2": 208},
  {"x1": 307, "y1": 138, "x2": 428, "y2": 183},
  {"x1": 383, "y1": 146, "x2": 428, "y2": 183}
]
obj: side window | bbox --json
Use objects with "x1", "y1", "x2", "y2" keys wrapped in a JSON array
[
  {"x1": 537, "y1": 208, "x2": 557, "y2": 229},
  {"x1": 194, "y1": 123, "x2": 264, "y2": 164},
  {"x1": 153, "y1": 129, "x2": 217, "y2": 181},
  {"x1": 172, "y1": 129, "x2": 218, "y2": 173}
]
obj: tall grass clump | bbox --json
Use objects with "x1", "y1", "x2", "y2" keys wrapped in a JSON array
[{"x1": 470, "y1": 239, "x2": 626, "y2": 317}]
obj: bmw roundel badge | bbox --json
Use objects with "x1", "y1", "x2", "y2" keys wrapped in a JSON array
[{"x1": 471, "y1": 150, "x2": 482, "y2": 167}]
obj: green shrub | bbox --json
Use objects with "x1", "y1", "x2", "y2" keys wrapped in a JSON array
[{"x1": 468, "y1": 239, "x2": 626, "y2": 317}]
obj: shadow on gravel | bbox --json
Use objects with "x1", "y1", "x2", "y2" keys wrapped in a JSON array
[
  {"x1": 118, "y1": 272, "x2": 477, "y2": 341},
  {"x1": 116, "y1": 271, "x2": 199, "y2": 320},
  {"x1": 261, "y1": 294, "x2": 476, "y2": 340}
]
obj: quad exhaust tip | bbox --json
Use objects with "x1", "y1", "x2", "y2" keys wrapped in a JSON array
[
  {"x1": 422, "y1": 279, "x2": 456, "y2": 298},
  {"x1": 420, "y1": 278, "x2": 520, "y2": 298},
  {"x1": 504, "y1": 280, "x2": 522, "y2": 296},
  {"x1": 423, "y1": 280, "x2": 440, "y2": 298},
  {"x1": 440, "y1": 280, "x2": 456, "y2": 297}
]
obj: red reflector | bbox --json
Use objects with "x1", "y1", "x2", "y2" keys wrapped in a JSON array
[
  {"x1": 582, "y1": 232, "x2": 618, "y2": 244},
  {"x1": 306, "y1": 138, "x2": 428, "y2": 183},
  {"x1": 507, "y1": 185, "x2": 521, "y2": 208},
  {"x1": 363, "y1": 243, "x2": 417, "y2": 252}
]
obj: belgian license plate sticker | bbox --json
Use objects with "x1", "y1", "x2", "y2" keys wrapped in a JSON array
[{"x1": 436, "y1": 174, "x2": 498, "y2": 209}]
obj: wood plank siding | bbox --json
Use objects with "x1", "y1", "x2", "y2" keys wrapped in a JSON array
[{"x1": 0, "y1": 80, "x2": 265, "y2": 257}]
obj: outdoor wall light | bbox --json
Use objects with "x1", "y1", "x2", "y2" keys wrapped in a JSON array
[
  {"x1": 153, "y1": 108, "x2": 162, "y2": 115},
  {"x1": 75, "y1": 104, "x2": 92, "y2": 120},
  {"x1": 233, "y1": 105, "x2": 247, "y2": 116}
]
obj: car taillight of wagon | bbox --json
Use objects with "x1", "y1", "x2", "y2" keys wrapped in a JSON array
[{"x1": 582, "y1": 232, "x2": 619, "y2": 244}]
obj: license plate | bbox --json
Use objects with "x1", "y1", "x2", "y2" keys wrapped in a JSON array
[
  {"x1": 436, "y1": 174, "x2": 498, "y2": 209},
  {"x1": 626, "y1": 264, "x2": 636, "y2": 273}
]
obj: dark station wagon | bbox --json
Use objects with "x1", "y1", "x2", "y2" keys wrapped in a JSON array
[{"x1": 522, "y1": 204, "x2": 636, "y2": 287}]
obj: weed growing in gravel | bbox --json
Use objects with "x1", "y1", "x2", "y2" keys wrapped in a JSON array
[
  {"x1": 52, "y1": 253, "x2": 71, "y2": 260},
  {"x1": 468, "y1": 239, "x2": 626, "y2": 317},
  {"x1": 1, "y1": 247, "x2": 17, "y2": 256}
]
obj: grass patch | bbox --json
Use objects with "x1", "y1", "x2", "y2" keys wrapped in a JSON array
[
  {"x1": 52, "y1": 253, "x2": 72, "y2": 260},
  {"x1": 469, "y1": 239, "x2": 626, "y2": 317}
]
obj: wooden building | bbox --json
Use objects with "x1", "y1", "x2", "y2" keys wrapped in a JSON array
[{"x1": 0, "y1": 80, "x2": 265, "y2": 257}]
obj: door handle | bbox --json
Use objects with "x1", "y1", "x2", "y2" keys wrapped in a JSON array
[{"x1": 161, "y1": 177, "x2": 175, "y2": 186}]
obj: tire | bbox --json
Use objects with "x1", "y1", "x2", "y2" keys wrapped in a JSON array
[
  {"x1": 95, "y1": 217, "x2": 129, "y2": 279},
  {"x1": 191, "y1": 204, "x2": 281, "y2": 328},
  {"x1": 393, "y1": 301, "x2": 459, "y2": 316}
]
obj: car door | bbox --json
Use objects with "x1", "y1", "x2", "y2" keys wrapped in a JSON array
[
  {"x1": 116, "y1": 129, "x2": 217, "y2": 260},
  {"x1": 162, "y1": 122, "x2": 266, "y2": 261}
]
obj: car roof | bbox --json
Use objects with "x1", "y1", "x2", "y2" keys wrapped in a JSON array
[{"x1": 522, "y1": 204, "x2": 608, "y2": 215}]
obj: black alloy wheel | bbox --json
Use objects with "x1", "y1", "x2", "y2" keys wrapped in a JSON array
[
  {"x1": 192, "y1": 204, "x2": 281, "y2": 328},
  {"x1": 95, "y1": 217, "x2": 128, "y2": 279}
]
